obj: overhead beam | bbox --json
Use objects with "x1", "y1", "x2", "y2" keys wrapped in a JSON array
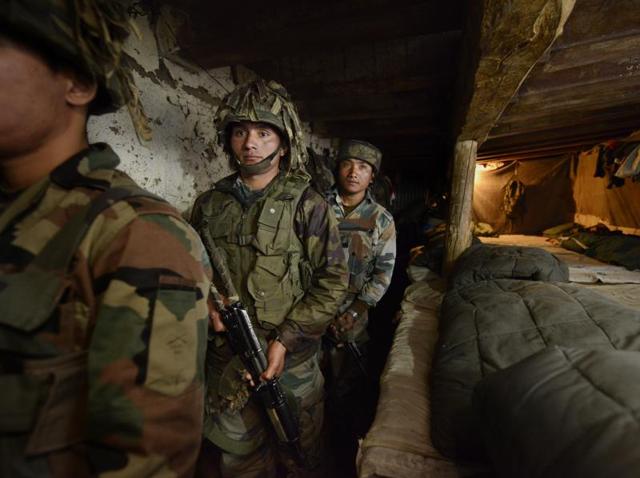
[
  {"x1": 454, "y1": 0, "x2": 576, "y2": 144},
  {"x1": 178, "y1": 1, "x2": 461, "y2": 68},
  {"x1": 481, "y1": 124, "x2": 637, "y2": 154},
  {"x1": 489, "y1": 104, "x2": 640, "y2": 139}
]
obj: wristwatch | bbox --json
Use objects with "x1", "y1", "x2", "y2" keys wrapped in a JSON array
[{"x1": 346, "y1": 309, "x2": 359, "y2": 320}]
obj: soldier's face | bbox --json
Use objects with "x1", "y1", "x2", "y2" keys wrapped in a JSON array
[
  {"x1": 230, "y1": 121, "x2": 286, "y2": 169},
  {"x1": 337, "y1": 158, "x2": 374, "y2": 195},
  {"x1": 0, "y1": 37, "x2": 69, "y2": 159}
]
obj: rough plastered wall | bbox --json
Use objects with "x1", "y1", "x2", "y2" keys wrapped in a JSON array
[{"x1": 88, "y1": 11, "x2": 334, "y2": 215}]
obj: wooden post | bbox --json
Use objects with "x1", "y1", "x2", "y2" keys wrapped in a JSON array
[{"x1": 443, "y1": 140, "x2": 477, "y2": 278}]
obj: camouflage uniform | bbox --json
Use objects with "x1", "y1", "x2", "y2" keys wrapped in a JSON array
[
  {"x1": 0, "y1": 2, "x2": 210, "y2": 476},
  {"x1": 191, "y1": 80, "x2": 348, "y2": 478},
  {"x1": 324, "y1": 141, "x2": 396, "y2": 403},
  {"x1": 0, "y1": 145, "x2": 211, "y2": 477}
]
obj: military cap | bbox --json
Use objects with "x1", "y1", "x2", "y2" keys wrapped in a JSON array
[
  {"x1": 337, "y1": 139, "x2": 382, "y2": 172},
  {"x1": 0, "y1": 0, "x2": 150, "y2": 140},
  {"x1": 214, "y1": 79, "x2": 308, "y2": 176}
]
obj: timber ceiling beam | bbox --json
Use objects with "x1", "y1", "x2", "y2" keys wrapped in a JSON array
[
  {"x1": 177, "y1": 1, "x2": 461, "y2": 68},
  {"x1": 454, "y1": 0, "x2": 577, "y2": 144},
  {"x1": 490, "y1": 104, "x2": 640, "y2": 138}
]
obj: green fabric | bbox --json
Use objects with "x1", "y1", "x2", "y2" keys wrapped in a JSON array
[
  {"x1": 431, "y1": 245, "x2": 640, "y2": 462},
  {"x1": 0, "y1": 375, "x2": 48, "y2": 433},
  {"x1": 198, "y1": 174, "x2": 309, "y2": 328},
  {"x1": 475, "y1": 346, "x2": 640, "y2": 478},
  {"x1": 561, "y1": 231, "x2": 640, "y2": 270}
]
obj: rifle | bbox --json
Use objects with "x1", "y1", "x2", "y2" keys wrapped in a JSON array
[
  {"x1": 344, "y1": 339, "x2": 368, "y2": 380},
  {"x1": 220, "y1": 301, "x2": 305, "y2": 466},
  {"x1": 198, "y1": 222, "x2": 306, "y2": 466}
]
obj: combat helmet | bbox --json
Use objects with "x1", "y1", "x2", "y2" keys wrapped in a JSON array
[
  {"x1": 214, "y1": 79, "x2": 308, "y2": 177},
  {"x1": 337, "y1": 139, "x2": 383, "y2": 172},
  {"x1": 0, "y1": 0, "x2": 150, "y2": 140}
]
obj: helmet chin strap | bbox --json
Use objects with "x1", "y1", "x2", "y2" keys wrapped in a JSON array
[{"x1": 236, "y1": 148, "x2": 281, "y2": 175}]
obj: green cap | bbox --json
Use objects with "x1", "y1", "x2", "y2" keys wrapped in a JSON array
[
  {"x1": 214, "y1": 79, "x2": 308, "y2": 176},
  {"x1": 337, "y1": 139, "x2": 382, "y2": 172},
  {"x1": 0, "y1": 0, "x2": 151, "y2": 140}
]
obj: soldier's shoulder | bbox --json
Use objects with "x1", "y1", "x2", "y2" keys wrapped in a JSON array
[
  {"x1": 110, "y1": 170, "x2": 183, "y2": 219},
  {"x1": 376, "y1": 204, "x2": 395, "y2": 225},
  {"x1": 84, "y1": 172, "x2": 206, "y2": 263}
]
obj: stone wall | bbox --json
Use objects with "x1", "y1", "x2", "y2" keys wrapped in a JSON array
[{"x1": 88, "y1": 11, "x2": 334, "y2": 215}]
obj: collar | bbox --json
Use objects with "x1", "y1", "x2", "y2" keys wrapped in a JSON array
[
  {"x1": 329, "y1": 186, "x2": 375, "y2": 209},
  {"x1": 0, "y1": 143, "x2": 119, "y2": 200},
  {"x1": 50, "y1": 143, "x2": 120, "y2": 190}
]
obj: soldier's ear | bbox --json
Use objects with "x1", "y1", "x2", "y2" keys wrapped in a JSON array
[
  {"x1": 280, "y1": 145, "x2": 289, "y2": 157},
  {"x1": 63, "y1": 71, "x2": 98, "y2": 108}
]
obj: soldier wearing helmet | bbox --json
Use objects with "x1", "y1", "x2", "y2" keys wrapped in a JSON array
[
  {"x1": 0, "y1": 1, "x2": 211, "y2": 476},
  {"x1": 191, "y1": 79, "x2": 348, "y2": 477},
  {"x1": 324, "y1": 140, "x2": 396, "y2": 435}
]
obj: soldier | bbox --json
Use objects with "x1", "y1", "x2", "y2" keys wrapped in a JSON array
[
  {"x1": 324, "y1": 139, "x2": 396, "y2": 427},
  {"x1": 0, "y1": 1, "x2": 211, "y2": 476},
  {"x1": 191, "y1": 79, "x2": 348, "y2": 477}
]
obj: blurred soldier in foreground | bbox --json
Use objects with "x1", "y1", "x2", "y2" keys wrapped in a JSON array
[
  {"x1": 191, "y1": 79, "x2": 348, "y2": 477},
  {"x1": 324, "y1": 139, "x2": 396, "y2": 422},
  {"x1": 0, "y1": 1, "x2": 211, "y2": 476}
]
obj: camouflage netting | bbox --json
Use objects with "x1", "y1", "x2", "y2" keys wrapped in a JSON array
[
  {"x1": 214, "y1": 79, "x2": 309, "y2": 177},
  {"x1": 1, "y1": 0, "x2": 151, "y2": 141}
]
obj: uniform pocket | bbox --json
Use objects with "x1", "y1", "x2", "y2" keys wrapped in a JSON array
[
  {"x1": 247, "y1": 255, "x2": 291, "y2": 326},
  {"x1": 145, "y1": 276, "x2": 206, "y2": 396}
]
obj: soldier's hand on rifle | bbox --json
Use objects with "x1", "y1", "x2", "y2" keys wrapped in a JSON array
[
  {"x1": 329, "y1": 311, "x2": 357, "y2": 339},
  {"x1": 261, "y1": 339, "x2": 287, "y2": 381}
]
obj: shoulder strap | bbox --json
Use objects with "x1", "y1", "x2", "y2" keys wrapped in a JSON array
[{"x1": 0, "y1": 177, "x2": 50, "y2": 236}]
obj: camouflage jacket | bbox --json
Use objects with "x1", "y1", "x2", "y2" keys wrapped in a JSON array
[
  {"x1": 192, "y1": 173, "x2": 348, "y2": 357},
  {"x1": 326, "y1": 187, "x2": 396, "y2": 316},
  {"x1": 0, "y1": 144, "x2": 211, "y2": 477}
]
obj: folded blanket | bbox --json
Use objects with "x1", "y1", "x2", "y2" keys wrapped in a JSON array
[
  {"x1": 431, "y1": 278, "x2": 640, "y2": 461},
  {"x1": 448, "y1": 243, "x2": 569, "y2": 289},
  {"x1": 474, "y1": 346, "x2": 640, "y2": 478}
]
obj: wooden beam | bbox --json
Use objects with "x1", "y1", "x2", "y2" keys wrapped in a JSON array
[
  {"x1": 553, "y1": 0, "x2": 640, "y2": 49},
  {"x1": 479, "y1": 128, "x2": 636, "y2": 160},
  {"x1": 502, "y1": 78, "x2": 640, "y2": 118},
  {"x1": 481, "y1": 125, "x2": 637, "y2": 155},
  {"x1": 490, "y1": 104, "x2": 640, "y2": 139},
  {"x1": 178, "y1": 1, "x2": 462, "y2": 68},
  {"x1": 454, "y1": 0, "x2": 576, "y2": 144},
  {"x1": 443, "y1": 140, "x2": 478, "y2": 277}
]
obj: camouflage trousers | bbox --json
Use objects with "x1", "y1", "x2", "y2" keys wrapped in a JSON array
[{"x1": 207, "y1": 353, "x2": 325, "y2": 478}]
